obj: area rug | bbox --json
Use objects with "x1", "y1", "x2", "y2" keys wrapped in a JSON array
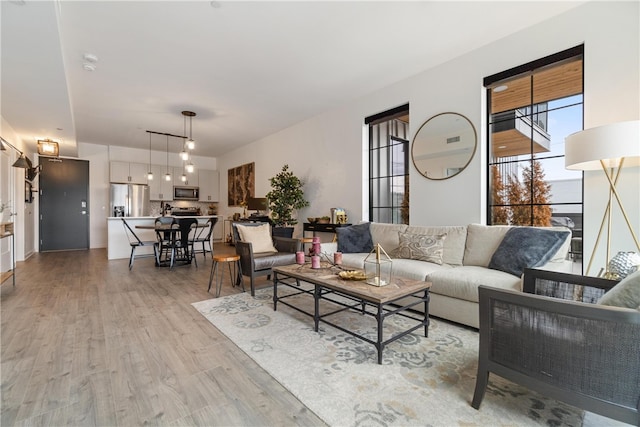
[{"x1": 192, "y1": 287, "x2": 583, "y2": 427}]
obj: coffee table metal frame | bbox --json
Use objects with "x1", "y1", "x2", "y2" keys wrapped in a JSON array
[{"x1": 272, "y1": 264, "x2": 431, "y2": 364}]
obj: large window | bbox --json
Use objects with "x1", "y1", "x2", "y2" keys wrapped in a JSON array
[
  {"x1": 366, "y1": 104, "x2": 409, "y2": 224},
  {"x1": 485, "y1": 46, "x2": 584, "y2": 249}
]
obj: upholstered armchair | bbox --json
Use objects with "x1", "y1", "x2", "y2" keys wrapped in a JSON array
[
  {"x1": 232, "y1": 222, "x2": 300, "y2": 296},
  {"x1": 472, "y1": 268, "x2": 640, "y2": 426}
]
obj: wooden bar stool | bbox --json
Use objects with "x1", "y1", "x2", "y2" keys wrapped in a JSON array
[{"x1": 208, "y1": 254, "x2": 244, "y2": 297}]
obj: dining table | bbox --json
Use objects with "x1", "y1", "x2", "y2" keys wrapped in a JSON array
[{"x1": 135, "y1": 220, "x2": 208, "y2": 268}]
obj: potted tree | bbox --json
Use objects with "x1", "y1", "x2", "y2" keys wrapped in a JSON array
[{"x1": 265, "y1": 164, "x2": 309, "y2": 238}]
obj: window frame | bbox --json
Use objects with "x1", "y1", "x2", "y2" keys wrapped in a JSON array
[{"x1": 484, "y1": 45, "x2": 584, "y2": 229}]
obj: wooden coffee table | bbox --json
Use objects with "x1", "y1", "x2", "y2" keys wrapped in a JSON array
[{"x1": 272, "y1": 264, "x2": 431, "y2": 364}]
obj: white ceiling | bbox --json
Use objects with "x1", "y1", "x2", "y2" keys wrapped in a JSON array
[{"x1": 1, "y1": 1, "x2": 585, "y2": 159}]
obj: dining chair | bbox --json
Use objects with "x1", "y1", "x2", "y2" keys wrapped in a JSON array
[
  {"x1": 121, "y1": 218, "x2": 157, "y2": 270},
  {"x1": 177, "y1": 217, "x2": 199, "y2": 267},
  {"x1": 154, "y1": 216, "x2": 179, "y2": 268},
  {"x1": 191, "y1": 217, "x2": 218, "y2": 262}
]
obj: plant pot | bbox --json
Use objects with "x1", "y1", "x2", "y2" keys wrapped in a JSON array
[
  {"x1": 272, "y1": 226, "x2": 294, "y2": 239},
  {"x1": 317, "y1": 219, "x2": 330, "y2": 224}
]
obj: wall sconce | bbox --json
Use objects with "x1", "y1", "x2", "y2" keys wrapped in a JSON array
[
  {"x1": 37, "y1": 139, "x2": 59, "y2": 157},
  {"x1": 1, "y1": 136, "x2": 32, "y2": 169}
]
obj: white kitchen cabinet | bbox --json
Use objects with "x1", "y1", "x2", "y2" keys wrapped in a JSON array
[
  {"x1": 110, "y1": 161, "x2": 148, "y2": 184},
  {"x1": 148, "y1": 164, "x2": 173, "y2": 201},
  {"x1": 173, "y1": 167, "x2": 198, "y2": 187},
  {"x1": 198, "y1": 169, "x2": 219, "y2": 202}
]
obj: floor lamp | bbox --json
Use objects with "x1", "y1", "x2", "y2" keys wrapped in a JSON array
[{"x1": 565, "y1": 120, "x2": 640, "y2": 277}]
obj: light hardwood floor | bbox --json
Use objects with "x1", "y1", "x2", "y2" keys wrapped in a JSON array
[{"x1": 1, "y1": 244, "x2": 325, "y2": 426}]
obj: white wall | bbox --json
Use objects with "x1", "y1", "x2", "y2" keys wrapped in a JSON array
[
  {"x1": 218, "y1": 1, "x2": 640, "y2": 271},
  {"x1": 0, "y1": 117, "x2": 34, "y2": 262}
]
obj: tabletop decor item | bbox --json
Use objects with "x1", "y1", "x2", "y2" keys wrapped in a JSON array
[
  {"x1": 364, "y1": 243, "x2": 392, "y2": 287},
  {"x1": 338, "y1": 270, "x2": 366, "y2": 280},
  {"x1": 606, "y1": 251, "x2": 640, "y2": 279}
]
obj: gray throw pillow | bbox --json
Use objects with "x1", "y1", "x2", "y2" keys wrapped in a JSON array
[
  {"x1": 393, "y1": 232, "x2": 447, "y2": 265},
  {"x1": 598, "y1": 269, "x2": 640, "y2": 309},
  {"x1": 336, "y1": 222, "x2": 373, "y2": 254},
  {"x1": 488, "y1": 227, "x2": 570, "y2": 277}
]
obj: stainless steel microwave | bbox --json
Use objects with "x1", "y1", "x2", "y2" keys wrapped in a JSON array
[{"x1": 173, "y1": 186, "x2": 199, "y2": 201}]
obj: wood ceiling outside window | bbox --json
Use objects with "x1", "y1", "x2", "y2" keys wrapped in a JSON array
[
  {"x1": 489, "y1": 57, "x2": 582, "y2": 158},
  {"x1": 490, "y1": 58, "x2": 583, "y2": 114}
]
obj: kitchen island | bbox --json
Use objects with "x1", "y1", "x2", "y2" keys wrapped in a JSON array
[{"x1": 107, "y1": 215, "x2": 223, "y2": 260}]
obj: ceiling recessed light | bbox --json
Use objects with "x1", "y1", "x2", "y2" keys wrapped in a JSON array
[
  {"x1": 493, "y1": 85, "x2": 508, "y2": 93},
  {"x1": 83, "y1": 53, "x2": 98, "y2": 63}
]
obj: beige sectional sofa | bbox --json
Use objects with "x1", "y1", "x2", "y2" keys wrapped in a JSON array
[{"x1": 321, "y1": 222, "x2": 572, "y2": 328}]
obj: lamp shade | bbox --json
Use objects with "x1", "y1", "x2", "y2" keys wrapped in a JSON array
[
  {"x1": 12, "y1": 154, "x2": 30, "y2": 168},
  {"x1": 565, "y1": 120, "x2": 640, "y2": 170}
]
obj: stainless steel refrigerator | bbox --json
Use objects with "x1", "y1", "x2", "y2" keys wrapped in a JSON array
[{"x1": 110, "y1": 184, "x2": 150, "y2": 217}]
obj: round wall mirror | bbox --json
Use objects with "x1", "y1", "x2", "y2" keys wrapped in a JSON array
[{"x1": 411, "y1": 112, "x2": 477, "y2": 180}]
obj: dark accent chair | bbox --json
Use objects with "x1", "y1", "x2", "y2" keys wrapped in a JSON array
[
  {"x1": 121, "y1": 218, "x2": 157, "y2": 270},
  {"x1": 232, "y1": 222, "x2": 300, "y2": 296},
  {"x1": 472, "y1": 268, "x2": 640, "y2": 426}
]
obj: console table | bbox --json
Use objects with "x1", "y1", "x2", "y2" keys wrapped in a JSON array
[
  {"x1": 303, "y1": 222, "x2": 351, "y2": 238},
  {"x1": 1, "y1": 222, "x2": 15, "y2": 287}
]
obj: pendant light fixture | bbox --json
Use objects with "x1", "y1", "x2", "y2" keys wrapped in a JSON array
[
  {"x1": 186, "y1": 161, "x2": 195, "y2": 173},
  {"x1": 180, "y1": 113, "x2": 189, "y2": 161},
  {"x1": 182, "y1": 110, "x2": 196, "y2": 150},
  {"x1": 147, "y1": 132, "x2": 153, "y2": 180},
  {"x1": 164, "y1": 134, "x2": 171, "y2": 181}
]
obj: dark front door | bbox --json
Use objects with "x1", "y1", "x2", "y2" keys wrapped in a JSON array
[{"x1": 39, "y1": 158, "x2": 90, "y2": 251}]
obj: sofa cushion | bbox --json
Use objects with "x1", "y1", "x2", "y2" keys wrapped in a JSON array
[
  {"x1": 597, "y1": 270, "x2": 640, "y2": 309},
  {"x1": 463, "y1": 224, "x2": 512, "y2": 267},
  {"x1": 405, "y1": 225, "x2": 467, "y2": 266},
  {"x1": 253, "y1": 251, "x2": 297, "y2": 270},
  {"x1": 391, "y1": 258, "x2": 452, "y2": 281},
  {"x1": 369, "y1": 222, "x2": 408, "y2": 252},
  {"x1": 394, "y1": 232, "x2": 446, "y2": 265},
  {"x1": 488, "y1": 228, "x2": 571, "y2": 277},
  {"x1": 336, "y1": 222, "x2": 374, "y2": 253},
  {"x1": 427, "y1": 266, "x2": 522, "y2": 303},
  {"x1": 235, "y1": 223, "x2": 277, "y2": 254}
]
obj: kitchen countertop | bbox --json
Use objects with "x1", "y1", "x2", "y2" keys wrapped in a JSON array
[
  {"x1": 107, "y1": 215, "x2": 219, "y2": 220},
  {"x1": 107, "y1": 215, "x2": 223, "y2": 260}
]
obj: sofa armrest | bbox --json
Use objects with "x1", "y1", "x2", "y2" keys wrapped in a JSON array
[
  {"x1": 272, "y1": 236, "x2": 300, "y2": 253},
  {"x1": 474, "y1": 285, "x2": 640, "y2": 424},
  {"x1": 522, "y1": 267, "x2": 619, "y2": 303},
  {"x1": 234, "y1": 240, "x2": 255, "y2": 272}
]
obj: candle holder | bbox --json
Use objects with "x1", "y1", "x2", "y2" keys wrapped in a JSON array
[{"x1": 364, "y1": 244, "x2": 392, "y2": 287}]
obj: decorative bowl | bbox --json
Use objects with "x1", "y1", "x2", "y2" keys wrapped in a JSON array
[{"x1": 307, "y1": 217, "x2": 317, "y2": 223}]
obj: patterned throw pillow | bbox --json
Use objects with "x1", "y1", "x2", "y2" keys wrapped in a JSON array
[{"x1": 394, "y1": 232, "x2": 447, "y2": 265}]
